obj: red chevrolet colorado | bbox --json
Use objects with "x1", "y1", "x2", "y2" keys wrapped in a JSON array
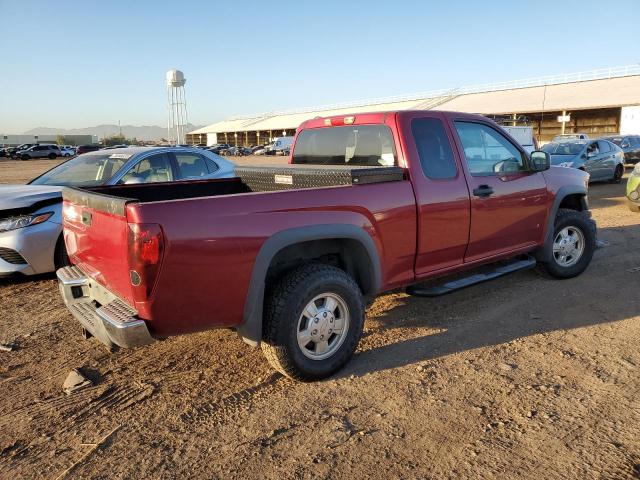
[{"x1": 57, "y1": 111, "x2": 596, "y2": 381}]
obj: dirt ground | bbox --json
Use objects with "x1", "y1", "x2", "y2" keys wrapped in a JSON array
[{"x1": 1, "y1": 158, "x2": 639, "y2": 479}]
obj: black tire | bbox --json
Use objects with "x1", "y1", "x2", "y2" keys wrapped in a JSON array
[
  {"x1": 54, "y1": 235, "x2": 71, "y2": 269},
  {"x1": 261, "y1": 263, "x2": 365, "y2": 381},
  {"x1": 21, "y1": 154, "x2": 30, "y2": 160},
  {"x1": 610, "y1": 164, "x2": 624, "y2": 184},
  {"x1": 537, "y1": 209, "x2": 596, "y2": 279},
  {"x1": 48, "y1": 153, "x2": 57, "y2": 159}
]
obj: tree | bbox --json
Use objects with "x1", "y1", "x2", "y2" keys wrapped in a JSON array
[
  {"x1": 56, "y1": 134, "x2": 65, "y2": 146},
  {"x1": 102, "y1": 134, "x2": 140, "y2": 147}
]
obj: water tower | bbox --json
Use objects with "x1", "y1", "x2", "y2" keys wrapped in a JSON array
[{"x1": 166, "y1": 69, "x2": 188, "y2": 145}]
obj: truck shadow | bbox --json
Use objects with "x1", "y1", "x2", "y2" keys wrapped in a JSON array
[
  {"x1": 339, "y1": 222, "x2": 640, "y2": 379},
  {"x1": 0, "y1": 272, "x2": 56, "y2": 286}
]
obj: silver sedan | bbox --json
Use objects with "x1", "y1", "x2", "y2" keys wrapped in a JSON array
[{"x1": 0, "y1": 147, "x2": 235, "y2": 276}]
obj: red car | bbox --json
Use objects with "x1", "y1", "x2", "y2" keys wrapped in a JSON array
[{"x1": 57, "y1": 111, "x2": 596, "y2": 381}]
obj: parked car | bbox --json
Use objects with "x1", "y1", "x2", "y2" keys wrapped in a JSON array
[
  {"x1": 56, "y1": 110, "x2": 596, "y2": 381},
  {"x1": 552, "y1": 133, "x2": 590, "y2": 142},
  {"x1": 60, "y1": 146, "x2": 76, "y2": 157},
  {"x1": 75, "y1": 144, "x2": 101, "y2": 155},
  {"x1": 627, "y1": 163, "x2": 640, "y2": 212},
  {"x1": 601, "y1": 135, "x2": 640, "y2": 165},
  {"x1": 541, "y1": 139, "x2": 625, "y2": 183},
  {"x1": 19, "y1": 144, "x2": 62, "y2": 160},
  {"x1": 207, "y1": 144, "x2": 230, "y2": 155},
  {"x1": 269, "y1": 136, "x2": 294, "y2": 155},
  {"x1": 8, "y1": 143, "x2": 37, "y2": 158},
  {"x1": 0, "y1": 147, "x2": 235, "y2": 277},
  {"x1": 225, "y1": 146, "x2": 252, "y2": 156},
  {"x1": 102, "y1": 144, "x2": 130, "y2": 150}
]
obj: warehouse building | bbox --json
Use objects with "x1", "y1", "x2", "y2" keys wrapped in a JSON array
[
  {"x1": 0, "y1": 134, "x2": 99, "y2": 147},
  {"x1": 187, "y1": 65, "x2": 640, "y2": 147}
]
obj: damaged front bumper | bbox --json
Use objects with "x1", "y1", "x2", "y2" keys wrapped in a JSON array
[{"x1": 57, "y1": 265, "x2": 155, "y2": 349}]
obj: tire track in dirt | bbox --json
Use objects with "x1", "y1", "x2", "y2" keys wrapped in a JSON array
[{"x1": 180, "y1": 372, "x2": 285, "y2": 427}]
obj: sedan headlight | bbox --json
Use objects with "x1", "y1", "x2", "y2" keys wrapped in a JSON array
[
  {"x1": 558, "y1": 162, "x2": 574, "y2": 168},
  {"x1": 0, "y1": 212, "x2": 53, "y2": 233}
]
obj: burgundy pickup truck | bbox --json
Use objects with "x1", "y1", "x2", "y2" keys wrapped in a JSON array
[{"x1": 57, "y1": 111, "x2": 596, "y2": 381}]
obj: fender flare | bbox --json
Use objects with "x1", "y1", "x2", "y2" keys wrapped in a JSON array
[
  {"x1": 535, "y1": 185, "x2": 589, "y2": 262},
  {"x1": 236, "y1": 224, "x2": 382, "y2": 346}
]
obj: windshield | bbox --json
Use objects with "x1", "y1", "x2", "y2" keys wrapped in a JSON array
[
  {"x1": 541, "y1": 142, "x2": 586, "y2": 155},
  {"x1": 30, "y1": 153, "x2": 129, "y2": 186},
  {"x1": 605, "y1": 137, "x2": 623, "y2": 146}
]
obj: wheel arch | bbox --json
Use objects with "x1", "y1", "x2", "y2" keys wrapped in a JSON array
[
  {"x1": 535, "y1": 186, "x2": 589, "y2": 262},
  {"x1": 237, "y1": 224, "x2": 382, "y2": 346}
]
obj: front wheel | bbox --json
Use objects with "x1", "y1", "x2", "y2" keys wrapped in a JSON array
[
  {"x1": 21, "y1": 154, "x2": 30, "y2": 160},
  {"x1": 537, "y1": 209, "x2": 596, "y2": 279},
  {"x1": 261, "y1": 264, "x2": 365, "y2": 381}
]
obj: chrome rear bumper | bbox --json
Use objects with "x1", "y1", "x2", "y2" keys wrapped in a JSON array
[{"x1": 57, "y1": 266, "x2": 154, "y2": 349}]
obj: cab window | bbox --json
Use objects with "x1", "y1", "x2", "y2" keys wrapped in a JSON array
[
  {"x1": 411, "y1": 117, "x2": 457, "y2": 179},
  {"x1": 454, "y1": 122, "x2": 525, "y2": 176},
  {"x1": 292, "y1": 125, "x2": 396, "y2": 166}
]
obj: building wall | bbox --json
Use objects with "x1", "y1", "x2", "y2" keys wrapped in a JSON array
[
  {"x1": 620, "y1": 106, "x2": 640, "y2": 135},
  {"x1": 0, "y1": 134, "x2": 98, "y2": 146}
]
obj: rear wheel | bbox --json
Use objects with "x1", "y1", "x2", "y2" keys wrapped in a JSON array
[
  {"x1": 610, "y1": 164, "x2": 624, "y2": 184},
  {"x1": 537, "y1": 209, "x2": 596, "y2": 279},
  {"x1": 21, "y1": 154, "x2": 30, "y2": 160},
  {"x1": 48, "y1": 153, "x2": 57, "y2": 159},
  {"x1": 261, "y1": 264, "x2": 365, "y2": 381}
]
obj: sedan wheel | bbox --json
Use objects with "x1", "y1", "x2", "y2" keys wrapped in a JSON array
[{"x1": 611, "y1": 164, "x2": 624, "y2": 184}]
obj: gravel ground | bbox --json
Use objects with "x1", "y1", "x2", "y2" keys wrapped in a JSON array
[{"x1": 0, "y1": 158, "x2": 639, "y2": 479}]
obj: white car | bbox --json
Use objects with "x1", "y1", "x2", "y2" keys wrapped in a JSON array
[
  {"x1": 0, "y1": 147, "x2": 235, "y2": 276},
  {"x1": 60, "y1": 146, "x2": 76, "y2": 157}
]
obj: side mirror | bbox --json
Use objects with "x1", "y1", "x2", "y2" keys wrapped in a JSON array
[{"x1": 530, "y1": 151, "x2": 550, "y2": 172}]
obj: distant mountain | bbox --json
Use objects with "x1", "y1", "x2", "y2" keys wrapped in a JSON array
[{"x1": 22, "y1": 123, "x2": 203, "y2": 141}]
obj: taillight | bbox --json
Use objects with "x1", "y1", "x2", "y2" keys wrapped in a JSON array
[{"x1": 127, "y1": 223, "x2": 164, "y2": 302}]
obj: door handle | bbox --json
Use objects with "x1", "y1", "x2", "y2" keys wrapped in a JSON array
[{"x1": 473, "y1": 185, "x2": 494, "y2": 197}]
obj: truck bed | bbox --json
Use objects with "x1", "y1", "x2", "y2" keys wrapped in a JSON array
[{"x1": 68, "y1": 165, "x2": 405, "y2": 208}]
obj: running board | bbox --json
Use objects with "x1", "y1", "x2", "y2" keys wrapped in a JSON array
[{"x1": 406, "y1": 256, "x2": 537, "y2": 297}]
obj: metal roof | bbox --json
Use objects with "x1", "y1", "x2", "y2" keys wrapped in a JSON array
[{"x1": 190, "y1": 66, "x2": 640, "y2": 135}]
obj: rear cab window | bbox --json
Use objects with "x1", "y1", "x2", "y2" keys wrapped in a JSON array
[
  {"x1": 411, "y1": 117, "x2": 457, "y2": 179},
  {"x1": 292, "y1": 125, "x2": 396, "y2": 166}
]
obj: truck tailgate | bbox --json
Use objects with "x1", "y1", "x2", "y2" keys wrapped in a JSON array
[{"x1": 62, "y1": 187, "x2": 136, "y2": 307}]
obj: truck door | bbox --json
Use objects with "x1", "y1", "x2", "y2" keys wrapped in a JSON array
[
  {"x1": 398, "y1": 112, "x2": 471, "y2": 276},
  {"x1": 450, "y1": 119, "x2": 548, "y2": 262}
]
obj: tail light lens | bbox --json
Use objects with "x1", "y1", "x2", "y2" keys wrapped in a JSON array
[{"x1": 127, "y1": 223, "x2": 164, "y2": 302}]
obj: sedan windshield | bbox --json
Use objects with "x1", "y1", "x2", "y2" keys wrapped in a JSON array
[
  {"x1": 30, "y1": 153, "x2": 129, "y2": 186},
  {"x1": 541, "y1": 142, "x2": 586, "y2": 155}
]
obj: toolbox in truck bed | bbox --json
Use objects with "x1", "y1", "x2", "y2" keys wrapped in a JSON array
[{"x1": 234, "y1": 164, "x2": 405, "y2": 191}]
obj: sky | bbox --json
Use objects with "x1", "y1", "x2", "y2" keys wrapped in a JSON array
[{"x1": 1, "y1": 0, "x2": 639, "y2": 133}]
